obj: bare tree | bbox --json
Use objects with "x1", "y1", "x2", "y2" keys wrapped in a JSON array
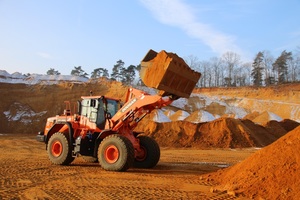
[
  {"x1": 210, "y1": 57, "x2": 223, "y2": 87},
  {"x1": 184, "y1": 55, "x2": 202, "y2": 87},
  {"x1": 291, "y1": 46, "x2": 300, "y2": 82},
  {"x1": 199, "y1": 61, "x2": 211, "y2": 87},
  {"x1": 241, "y1": 62, "x2": 252, "y2": 86},
  {"x1": 185, "y1": 55, "x2": 200, "y2": 70},
  {"x1": 222, "y1": 51, "x2": 241, "y2": 87},
  {"x1": 262, "y1": 50, "x2": 275, "y2": 85}
]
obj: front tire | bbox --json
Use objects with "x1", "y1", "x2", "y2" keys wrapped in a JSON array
[
  {"x1": 47, "y1": 132, "x2": 75, "y2": 165},
  {"x1": 98, "y1": 135, "x2": 134, "y2": 172},
  {"x1": 134, "y1": 136, "x2": 160, "y2": 168}
]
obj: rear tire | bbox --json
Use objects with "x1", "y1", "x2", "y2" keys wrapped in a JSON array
[
  {"x1": 47, "y1": 132, "x2": 75, "y2": 165},
  {"x1": 134, "y1": 136, "x2": 160, "y2": 168},
  {"x1": 98, "y1": 135, "x2": 134, "y2": 172}
]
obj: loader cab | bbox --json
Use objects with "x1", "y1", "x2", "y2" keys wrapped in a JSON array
[{"x1": 80, "y1": 96, "x2": 120, "y2": 129}]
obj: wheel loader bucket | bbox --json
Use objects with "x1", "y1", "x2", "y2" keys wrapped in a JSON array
[{"x1": 140, "y1": 49, "x2": 201, "y2": 98}]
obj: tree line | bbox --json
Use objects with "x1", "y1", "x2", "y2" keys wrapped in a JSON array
[
  {"x1": 46, "y1": 47, "x2": 300, "y2": 87},
  {"x1": 46, "y1": 59, "x2": 142, "y2": 86},
  {"x1": 186, "y1": 47, "x2": 300, "y2": 87}
]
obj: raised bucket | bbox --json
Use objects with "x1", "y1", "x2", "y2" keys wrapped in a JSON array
[{"x1": 140, "y1": 49, "x2": 201, "y2": 98}]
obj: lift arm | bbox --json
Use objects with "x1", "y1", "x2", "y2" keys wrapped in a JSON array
[{"x1": 108, "y1": 88, "x2": 173, "y2": 131}]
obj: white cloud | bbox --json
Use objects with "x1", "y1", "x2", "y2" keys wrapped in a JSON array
[{"x1": 139, "y1": 0, "x2": 242, "y2": 56}]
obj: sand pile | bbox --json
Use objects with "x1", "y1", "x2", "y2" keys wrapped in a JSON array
[
  {"x1": 252, "y1": 111, "x2": 283, "y2": 125},
  {"x1": 241, "y1": 119, "x2": 278, "y2": 146},
  {"x1": 194, "y1": 118, "x2": 255, "y2": 148},
  {"x1": 243, "y1": 111, "x2": 260, "y2": 120},
  {"x1": 136, "y1": 117, "x2": 299, "y2": 148},
  {"x1": 204, "y1": 102, "x2": 226, "y2": 116},
  {"x1": 279, "y1": 119, "x2": 300, "y2": 132},
  {"x1": 208, "y1": 125, "x2": 300, "y2": 199},
  {"x1": 185, "y1": 110, "x2": 215, "y2": 123},
  {"x1": 169, "y1": 110, "x2": 190, "y2": 121},
  {"x1": 264, "y1": 120, "x2": 289, "y2": 138}
]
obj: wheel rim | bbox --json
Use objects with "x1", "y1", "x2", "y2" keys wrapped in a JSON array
[
  {"x1": 105, "y1": 145, "x2": 119, "y2": 164},
  {"x1": 136, "y1": 146, "x2": 147, "y2": 161},
  {"x1": 51, "y1": 141, "x2": 63, "y2": 157}
]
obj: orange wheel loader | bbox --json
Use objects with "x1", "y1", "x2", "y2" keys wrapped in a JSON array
[{"x1": 36, "y1": 49, "x2": 201, "y2": 171}]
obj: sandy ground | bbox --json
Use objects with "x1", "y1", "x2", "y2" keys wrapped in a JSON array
[{"x1": 0, "y1": 134, "x2": 256, "y2": 200}]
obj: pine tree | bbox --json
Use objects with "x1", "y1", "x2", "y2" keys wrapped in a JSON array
[
  {"x1": 251, "y1": 52, "x2": 264, "y2": 86},
  {"x1": 46, "y1": 68, "x2": 60, "y2": 75},
  {"x1": 121, "y1": 65, "x2": 136, "y2": 85},
  {"x1": 91, "y1": 68, "x2": 109, "y2": 79},
  {"x1": 110, "y1": 60, "x2": 124, "y2": 81},
  {"x1": 273, "y1": 50, "x2": 292, "y2": 84},
  {"x1": 71, "y1": 66, "x2": 89, "y2": 78}
]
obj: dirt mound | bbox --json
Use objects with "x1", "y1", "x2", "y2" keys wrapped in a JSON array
[
  {"x1": 207, "y1": 125, "x2": 300, "y2": 199},
  {"x1": 185, "y1": 110, "x2": 215, "y2": 123},
  {"x1": 241, "y1": 119, "x2": 278, "y2": 147},
  {"x1": 252, "y1": 111, "x2": 283, "y2": 125},
  {"x1": 243, "y1": 111, "x2": 260, "y2": 120},
  {"x1": 169, "y1": 110, "x2": 190, "y2": 121},
  {"x1": 264, "y1": 120, "x2": 289, "y2": 138},
  {"x1": 279, "y1": 119, "x2": 300, "y2": 132},
  {"x1": 136, "y1": 117, "x2": 288, "y2": 148},
  {"x1": 195, "y1": 118, "x2": 255, "y2": 148},
  {"x1": 204, "y1": 102, "x2": 226, "y2": 116}
]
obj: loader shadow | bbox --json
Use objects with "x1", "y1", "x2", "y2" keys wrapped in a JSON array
[
  {"x1": 70, "y1": 160, "x2": 230, "y2": 175},
  {"x1": 129, "y1": 161, "x2": 230, "y2": 175}
]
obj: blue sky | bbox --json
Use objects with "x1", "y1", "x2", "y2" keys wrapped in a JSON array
[{"x1": 0, "y1": 0, "x2": 299, "y2": 75}]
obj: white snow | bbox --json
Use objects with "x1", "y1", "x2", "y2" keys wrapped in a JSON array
[
  {"x1": 0, "y1": 70, "x2": 88, "y2": 84},
  {"x1": 171, "y1": 98, "x2": 188, "y2": 109},
  {"x1": 163, "y1": 109, "x2": 175, "y2": 117},
  {"x1": 267, "y1": 111, "x2": 283, "y2": 121},
  {"x1": 3, "y1": 102, "x2": 47, "y2": 124},
  {"x1": 152, "y1": 109, "x2": 171, "y2": 122},
  {"x1": 199, "y1": 110, "x2": 215, "y2": 122}
]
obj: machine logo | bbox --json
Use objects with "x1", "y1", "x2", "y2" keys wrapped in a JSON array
[{"x1": 121, "y1": 98, "x2": 137, "y2": 113}]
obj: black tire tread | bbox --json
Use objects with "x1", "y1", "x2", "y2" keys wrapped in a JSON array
[
  {"x1": 134, "y1": 136, "x2": 160, "y2": 168},
  {"x1": 47, "y1": 132, "x2": 75, "y2": 165},
  {"x1": 98, "y1": 134, "x2": 134, "y2": 172}
]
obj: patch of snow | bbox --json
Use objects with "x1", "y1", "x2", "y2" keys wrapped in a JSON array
[
  {"x1": 171, "y1": 98, "x2": 188, "y2": 109},
  {"x1": 185, "y1": 110, "x2": 215, "y2": 123},
  {"x1": 267, "y1": 111, "x2": 283, "y2": 121},
  {"x1": 0, "y1": 70, "x2": 88, "y2": 85},
  {"x1": 4, "y1": 102, "x2": 47, "y2": 125},
  {"x1": 291, "y1": 106, "x2": 300, "y2": 122},
  {"x1": 199, "y1": 110, "x2": 215, "y2": 122},
  {"x1": 152, "y1": 109, "x2": 171, "y2": 123},
  {"x1": 163, "y1": 109, "x2": 175, "y2": 117},
  {"x1": 226, "y1": 106, "x2": 248, "y2": 119}
]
